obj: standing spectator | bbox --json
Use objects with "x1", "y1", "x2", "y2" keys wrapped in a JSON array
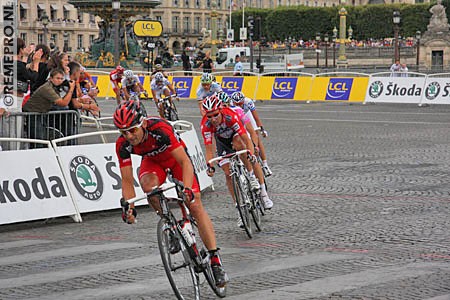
[
  {"x1": 400, "y1": 63, "x2": 409, "y2": 77},
  {"x1": 390, "y1": 60, "x2": 401, "y2": 77},
  {"x1": 233, "y1": 55, "x2": 243, "y2": 76},
  {"x1": 199, "y1": 51, "x2": 214, "y2": 73},
  {"x1": 17, "y1": 38, "x2": 41, "y2": 107},
  {"x1": 47, "y1": 51, "x2": 71, "y2": 80},
  {"x1": 181, "y1": 50, "x2": 192, "y2": 76},
  {"x1": 31, "y1": 44, "x2": 51, "y2": 94}
]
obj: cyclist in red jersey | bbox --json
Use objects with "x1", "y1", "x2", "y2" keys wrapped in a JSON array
[
  {"x1": 78, "y1": 67, "x2": 95, "y2": 87},
  {"x1": 114, "y1": 100, "x2": 228, "y2": 287},
  {"x1": 200, "y1": 95, "x2": 263, "y2": 227},
  {"x1": 109, "y1": 66, "x2": 125, "y2": 105}
]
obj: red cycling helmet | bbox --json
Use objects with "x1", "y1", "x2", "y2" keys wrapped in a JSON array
[
  {"x1": 202, "y1": 94, "x2": 222, "y2": 113},
  {"x1": 113, "y1": 100, "x2": 145, "y2": 129},
  {"x1": 116, "y1": 65, "x2": 125, "y2": 74}
]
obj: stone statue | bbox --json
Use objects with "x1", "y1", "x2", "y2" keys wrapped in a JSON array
[{"x1": 427, "y1": 0, "x2": 450, "y2": 32}]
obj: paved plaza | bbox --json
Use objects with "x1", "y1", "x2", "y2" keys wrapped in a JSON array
[{"x1": 1, "y1": 99, "x2": 450, "y2": 299}]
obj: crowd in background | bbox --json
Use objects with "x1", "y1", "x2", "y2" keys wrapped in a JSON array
[
  {"x1": 226, "y1": 37, "x2": 417, "y2": 49},
  {"x1": 0, "y1": 38, "x2": 100, "y2": 149}
]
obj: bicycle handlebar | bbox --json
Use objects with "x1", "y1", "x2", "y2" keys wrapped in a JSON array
[
  {"x1": 208, "y1": 149, "x2": 249, "y2": 165},
  {"x1": 122, "y1": 179, "x2": 184, "y2": 206}
]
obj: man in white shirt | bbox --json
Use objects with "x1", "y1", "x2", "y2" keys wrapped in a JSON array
[{"x1": 233, "y1": 55, "x2": 243, "y2": 76}]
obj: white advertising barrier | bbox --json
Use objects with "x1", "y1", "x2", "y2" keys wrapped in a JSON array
[
  {"x1": 179, "y1": 128, "x2": 214, "y2": 191},
  {"x1": 365, "y1": 76, "x2": 427, "y2": 104},
  {"x1": 56, "y1": 142, "x2": 152, "y2": 214},
  {"x1": 54, "y1": 127, "x2": 212, "y2": 215},
  {"x1": 0, "y1": 144, "x2": 80, "y2": 225},
  {"x1": 420, "y1": 76, "x2": 450, "y2": 105}
]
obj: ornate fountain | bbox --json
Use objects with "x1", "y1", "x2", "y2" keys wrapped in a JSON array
[{"x1": 68, "y1": 0, "x2": 161, "y2": 67}]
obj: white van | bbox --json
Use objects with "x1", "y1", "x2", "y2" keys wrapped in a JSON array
[{"x1": 215, "y1": 47, "x2": 250, "y2": 69}]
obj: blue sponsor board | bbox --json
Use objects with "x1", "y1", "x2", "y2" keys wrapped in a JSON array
[
  {"x1": 91, "y1": 76, "x2": 98, "y2": 86},
  {"x1": 173, "y1": 77, "x2": 193, "y2": 98},
  {"x1": 138, "y1": 76, "x2": 145, "y2": 85},
  {"x1": 325, "y1": 78, "x2": 353, "y2": 100},
  {"x1": 271, "y1": 77, "x2": 297, "y2": 99},
  {"x1": 221, "y1": 77, "x2": 243, "y2": 94}
]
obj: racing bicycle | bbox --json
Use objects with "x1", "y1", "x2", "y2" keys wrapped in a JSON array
[
  {"x1": 209, "y1": 149, "x2": 263, "y2": 238},
  {"x1": 158, "y1": 94, "x2": 179, "y2": 121},
  {"x1": 121, "y1": 179, "x2": 226, "y2": 300}
]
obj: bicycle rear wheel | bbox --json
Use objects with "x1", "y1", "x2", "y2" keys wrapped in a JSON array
[
  {"x1": 157, "y1": 217, "x2": 200, "y2": 300},
  {"x1": 231, "y1": 174, "x2": 253, "y2": 238}
]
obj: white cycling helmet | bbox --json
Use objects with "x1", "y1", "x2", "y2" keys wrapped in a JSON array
[
  {"x1": 200, "y1": 73, "x2": 213, "y2": 84},
  {"x1": 124, "y1": 70, "x2": 134, "y2": 79},
  {"x1": 154, "y1": 72, "x2": 164, "y2": 82},
  {"x1": 202, "y1": 94, "x2": 222, "y2": 113},
  {"x1": 231, "y1": 91, "x2": 245, "y2": 104}
]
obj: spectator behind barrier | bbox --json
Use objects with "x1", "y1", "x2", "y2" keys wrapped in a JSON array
[
  {"x1": 31, "y1": 44, "x2": 51, "y2": 94},
  {"x1": 23, "y1": 69, "x2": 76, "y2": 148}
]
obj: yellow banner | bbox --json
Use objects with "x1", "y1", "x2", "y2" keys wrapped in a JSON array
[{"x1": 309, "y1": 77, "x2": 369, "y2": 102}]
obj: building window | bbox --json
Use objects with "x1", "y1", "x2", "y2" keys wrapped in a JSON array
[
  {"x1": 63, "y1": 7, "x2": 70, "y2": 20},
  {"x1": 206, "y1": 0, "x2": 211, "y2": 7},
  {"x1": 51, "y1": 33, "x2": 57, "y2": 43},
  {"x1": 194, "y1": 17, "x2": 201, "y2": 33},
  {"x1": 37, "y1": 5, "x2": 44, "y2": 19},
  {"x1": 38, "y1": 34, "x2": 43, "y2": 44},
  {"x1": 20, "y1": 33, "x2": 27, "y2": 43},
  {"x1": 89, "y1": 14, "x2": 95, "y2": 23},
  {"x1": 50, "y1": 4, "x2": 58, "y2": 21},
  {"x1": 172, "y1": 16, "x2": 179, "y2": 32},
  {"x1": 78, "y1": 12, "x2": 83, "y2": 23},
  {"x1": 217, "y1": 0, "x2": 222, "y2": 8},
  {"x1": 155, "y1": 15, "x2": 162, "y2": 22},
  {"x1": 277, "y1": 0, "x2": 281, "y2": 6},
  {"x1": 183, "y1": 17, "x2": 190, "y2": 33},
  {"x1": 196, "y1": 0, "x2": 200, "y2": 8},
  {"x1": 89, "y1": 35, "x2": 95, "y2": 45},
  {"x1": 174, "y1": 0, "x2": 179, "y2": 7},
  {"x1": 20, "y1": 5, "x2": 28, "y2": 20},
  {"x1": 206, "y1": 17, "x2": 210, "y2": 30},
  {"x1": 270, "y1": 0, "x2": 274, "y2": 8},
  {"x1": 185, "y1": 0, "x2": 189, "y2": 7},
  {"x1": 77, "y1": 35, "x2": 83, "y2": 49}
]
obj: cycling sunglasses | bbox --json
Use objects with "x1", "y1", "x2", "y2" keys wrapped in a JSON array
[
  {"x1": 206, "y1": 112, "x2": 220, "y2": 120},
  {"x1": 119, "y1": 120, "x2": 143, "y2": 135}
]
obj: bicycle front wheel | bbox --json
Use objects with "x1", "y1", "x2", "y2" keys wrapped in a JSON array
[
  {"x1": 168, "y1": 106, "x2": 179, "y2": 121},
  {"x1": 157, "y1": 217, "x2": 200, "y2": 300},
  {"x1": 231, "y1": 174, "x2": 253, "y2": 238},
  {"x1": 249, "y1": 190, "x2": 262, "y2": 232}
]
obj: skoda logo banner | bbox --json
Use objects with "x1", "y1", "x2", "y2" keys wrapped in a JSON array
[{"x1": 69, "y1": 155, "x2": 104, "y2": 201}]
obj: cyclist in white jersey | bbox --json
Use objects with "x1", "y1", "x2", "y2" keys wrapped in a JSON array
[
  {"x1": 231, "y1": 91, "x2": 273, "y2": 176},
  {"x1": 196, "y1": 73, "x2": 222, "y2": 116},
  {"x1": 150, "y1": 72, "x2": 177, "y2": 118},
  {"x1": 121, "y1": 70, "x2": 145, "y2": 101}
]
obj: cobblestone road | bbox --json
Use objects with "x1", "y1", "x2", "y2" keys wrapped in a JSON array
[{"x1": 1, "y1": 100, "x2": 450, "y2": 299}]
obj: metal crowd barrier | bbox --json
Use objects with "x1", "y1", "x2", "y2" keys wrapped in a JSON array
[{"x1": 0, "y1": 110, "x2": 80, "y2": 151}]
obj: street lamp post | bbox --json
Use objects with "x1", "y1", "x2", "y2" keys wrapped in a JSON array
[
  {"x1": 112, "y1": 0, "x2": 121, "y2": 67},
  {"x1": 332, "y1": 26, "x2": 337, "y2": 68},
  {"x1": 41, "y1": 11, "x2": 49, "y2": 46},
  {"x1": 288, "y1": 36, "x2": 292, "y2": 54},
  {"x1": 416, "y1": 30, "x2": 421, "y2": 70},
  {"x1": 324, "y1": 33, "x2": 329, "y2": 68},
  {"x1": 211, "y1": 1, "x2": 218, "y2": 61},
  {"x1": 316, "y1": 32, "x2": 321, "y2": 68},
  {"x1": 337, "y1": 7, "x2": 348, "y2": 68},
  {"x1": 393, "y1": 10, "x2": 401, "y2": 62}
]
